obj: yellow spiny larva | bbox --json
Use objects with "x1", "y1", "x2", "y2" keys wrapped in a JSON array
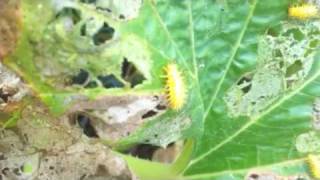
[
  {"x1": 163, "y1": 63, "x2": 187, "y2": 110},
  {"x1": 288, "y1": 4, "x2": 318, "y2": 19},
  {"x1": 307, "y1": 154, "x2": 320, "y2": 179}
]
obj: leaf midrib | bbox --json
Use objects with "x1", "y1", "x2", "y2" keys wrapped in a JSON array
[
  {"x1": 187, "y1": 0, "x2": 198, "y2": 80},
  {"x1": 184, "y1": 0, "x2": 258, "y2": 171}
]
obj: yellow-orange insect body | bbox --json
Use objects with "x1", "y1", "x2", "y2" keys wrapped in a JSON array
[
  {"x1": 288, "y1": 4, "x2": 318, "y2": 19},
  {"x1": 164, "y1": 63, "x2": 187, "y2": 110},
  {"x1": 307, "y1": 154, "x2": 320, "y2": 179}
]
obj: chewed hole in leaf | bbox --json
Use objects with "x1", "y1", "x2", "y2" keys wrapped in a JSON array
[
  {"x1": 96, "y1": 7, "x2": 112, "y2": 13},
  {"x1": 285, "y1": 60, "x2": 303, "y2": 77},
  {"x1": 121, "y1": 58, "x2": 146, "y2": 88},
  {"x1": 56, "y1": 8, "x2": 81, "y2": 25},
  {"x1": 141, "y1": 110, "x2": 158, "y2": 119},
  {"x1": 93, "y1": 22, "x2": 115, "y2": 45},
  {"x1": 69, "y1": 69, "x2": 102, "y2": 89},
  {"x1": 275, "y1": 49, "x2": 282, "y2": 58},
  {"x1": 71, "y1": 69, "x2": 89, "y2": 85},
  {"x1": 85, "y1": 81, "x2": 98, "y2": 89},
  {"x1": 310, "y1": 39, "x2": 320, "y2": 48},
  {"x1": 126, "y1": 144, "x2": 159, "y2": 160},
  {"x1": 0, "y1": 89, "x2": 12, "y2": 103},
  {"x1": 119, "y1": 14, "x2": 125, "y2": 19},
  {"x1": 80, "y1": 24, "x2": 86, "y2": 36},
  {"x1": 266, "y1": 26, "x2": 280, "y2": 37},
  {"x1": 80, "y1": 0, "x2": 96, "y2": 4},
  {"x1": 97, "y1": 74, "x2": 124, "y2": 88},
  {"x1": 76, "y1": 114, "x2": 99, "y2": 138},
  {"x1": 284, "y1": 28, "x2": 305, "y2": 41},
  {"x1": 125, "y1": 142, "x2": 182, "y2": 163},
  {"x1": 156, "y1": 104, "x2": 167, "y2": 110},
  {"x1": 236, "y1": 73, "x2": 253, "y2": 93}
]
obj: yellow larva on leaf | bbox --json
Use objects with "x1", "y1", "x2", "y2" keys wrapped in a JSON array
[
  {"x1": 164, "y1": 63, "x2": 187, "y2": 110},
  {"x1": 307, "y1": 154, "x2": 320, "y2": 179},
  {"x1": 288, "y1": 4, "x2": 318, "y2": 19}
]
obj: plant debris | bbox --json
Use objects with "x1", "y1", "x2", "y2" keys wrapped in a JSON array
[
  {"x1": 65, "y1": 95, "x2": 167, "y2": 142},
  {"x1": 0, "y1": 63, "x2": 29, "y2": 112},
  {"x1": 0, "y1": 101, "x2": 138, "y2": 180}
]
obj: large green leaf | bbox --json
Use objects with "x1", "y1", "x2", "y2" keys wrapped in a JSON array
[
  {"x1": 5, "y1": 0, "x2": 320, "y2": 179},
  {"x1": 142, "y1": 0, "x2": 320, "y2": 179},
  {"x1": 6, "y1": 0, "x2": 204, "y2": 150}
]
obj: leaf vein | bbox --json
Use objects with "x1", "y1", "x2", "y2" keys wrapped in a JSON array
[
  {"x1": 148, "y1": 0, "x2": 191, "y2": 71},
  {"x1": 203, "y1": 0, "x2": 258, "y2": 120},
  {"x1": 187, "y1": 0, "x2": 198, "y2": 78},
  {"x1": 187, "y1": 63, "x2": 320, "y2": 171}
]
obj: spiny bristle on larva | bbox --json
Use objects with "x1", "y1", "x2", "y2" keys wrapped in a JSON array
[
  {"x1": 288, "y1": 4, "x2": 318, "y2": 19},
  {"x1": 164, "y1": 63, "x2": 187, "y2": 110},
  {"x1": 307, "y1": 154, "x2": 320, "y2": 179}
]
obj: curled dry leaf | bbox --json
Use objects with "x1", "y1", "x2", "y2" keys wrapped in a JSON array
[{"x1": 65, "y1": 95, "x2": 167, "y2": 142}]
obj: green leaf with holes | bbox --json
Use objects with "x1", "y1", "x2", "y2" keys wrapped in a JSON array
[
  {"x1": 5, "y1": 0, "x2": 204, "y2": 161},
  {"x1": 5, "y1": 0, "x2": 320, "y2": 179},
  {"x1": 132, "y1": 0, "x2": 320, "y2": 180},
  {"x1": 142, "y1": 0, "x2": 320, "y2": 180}
]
